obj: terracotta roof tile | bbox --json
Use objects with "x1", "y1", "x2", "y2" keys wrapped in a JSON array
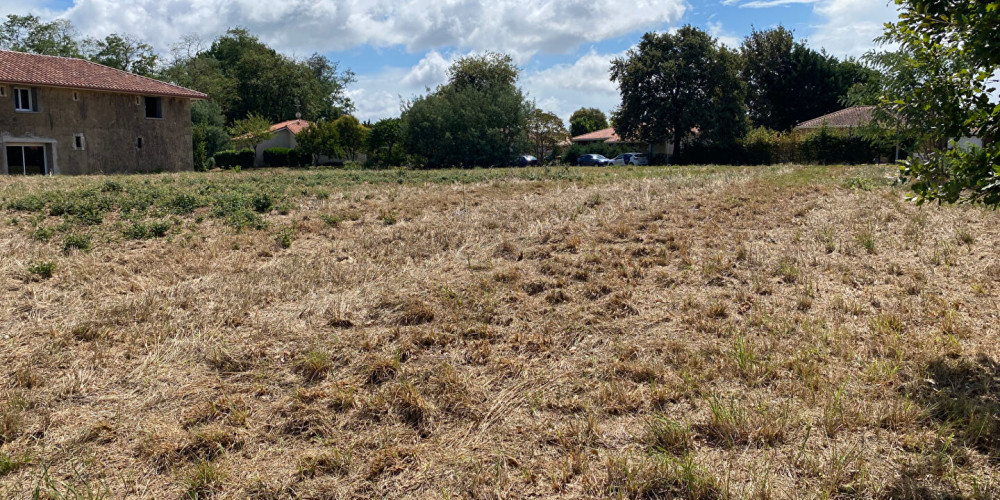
[
  {"x1": 571, "y1": 127, "x2": 621, "y2": 142},
  {"x1": 270, "y1": 119, "x2": 312, "y2": 134},
  {"x1": 0, "y1": 50, "x2": 207, "y2": 99},
  {"x1": 794, "y1": 106, "x2": 874, "y2": 130}
]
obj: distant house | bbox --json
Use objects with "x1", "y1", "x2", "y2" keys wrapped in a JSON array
[
  {"x1": 0, "y1": 50, "x2": 207, "y2": 175},
  {"x1": 253, "y1": 118, "x2": 312, "y2": 166},
  {"x1": 794, "y1": 105, "x2": 984, "y2": 152},
  {"x1": 793, "y1": 106, "x2": 875, "y2": 134},
  {"x1": 570, "y1": 127, "x2": 675, "y2": 157}
]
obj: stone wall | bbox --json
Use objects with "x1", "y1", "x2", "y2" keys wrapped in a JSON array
[{"x1": 0, "y1": 85, "x2": 194, "y2": 175}]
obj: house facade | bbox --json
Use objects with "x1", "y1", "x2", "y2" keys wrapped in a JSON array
[
  {"x1": 0, "y1": 50, "x2": 206, "y2": 175},
  {"x1": 571, "y1": 127, "x2": 675, "y2": 157},
  {"x1": 254, "y1": 118, "x2": 312, "y2": 166}
]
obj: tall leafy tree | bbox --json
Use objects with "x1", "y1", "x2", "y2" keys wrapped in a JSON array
[
  {"x1": 740, "y1": 26, "x2": 878, "y2": 131},
  {"x1": 228, "y1": 113, "x2": 274, "y2": 151},
  {"x1": 883, "y1": 0, "x2": 1000, "y2": 206},
  {"x1": 568, "y1": 107, "x2": 609, "y2": 137},
  {"x1": 335, "y1": 115, "x2": 368, "y2": 161},
  {"x1": 611, "y1": 26, "x2": 747, "y2": 163},
  {"x1": 0, "y1": 14, "x2": 81, "y2": 57},
  {"x1": 366, "y1": 118, "x2": 405, "y2": 167},
  {"x1": 86, "y1": 33, "x2": 158, "y2": 76},
  {"x1": 527, "y1": 107, "x2": 569, "y2": 160},
  {"x1": 402, "y1": 52, "x2": 530, "y2": 168},
  {"x1": 296, "y1": 121, "x2": 341, "y2": 166}
]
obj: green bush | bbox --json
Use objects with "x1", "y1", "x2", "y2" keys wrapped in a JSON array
[
  {"x1": 63, "y1": 233, "x2": 92, "y2": 252},
  {"x1": 263, "y1": 147, "x2": 293, "y2": 167},
  {"x1": 213, "y1": 149, "x2": 255, "y2": 170},
  {"x1": 28, "y1": 260, "x2": 56, "y2": 279}
]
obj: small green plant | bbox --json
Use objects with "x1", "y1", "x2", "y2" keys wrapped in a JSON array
[
  {"x1": 956, "y1": 228, "x2": 975, "y2": 247},
  {"x1": 32, "y1": 226, "x2": 57, "y2": 242},
  {"x1": 275, "y1": 227, "x2": 295, "y2": 249},
  {"x1": 0, "y1": 452, "x2": 28, "y2": 476},
  {"x1": 28, "y1": 261, "x2": 56, "y2": 279},
  {"x1": 148, "y1": 220, "x2": 171, "y2": 238},
  {"x1": 642, "y1": 416, "x2": 691, "y2": 455},
  {"x1": 297, "y1": 350, "x2": 333, "y2": 382},
  {"x1": 62, "y1": 234, "x2": 92, "y2": 252},
  {"x1": 251, "y1": 192, "x2": 274, "y2": 213},
  {"x1": 185, "y1": 460, "x2": 225, "y2": 498},
  {"x1": 381, "y1": 210, "x2": 398, "y2": 226},
  {"x1": 322, "y1": 214, "x2": 343, "y2": 227}
]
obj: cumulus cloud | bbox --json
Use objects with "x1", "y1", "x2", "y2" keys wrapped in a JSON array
[
  {"x1": 522, "y1": 49, "x2": 623, "y2": 123},
  {"x1": 56, "y1": 0, "x2": 685, "y2": 57},
  {"x1": 806, "y1": 0, "x2": 898, "y2": 57}
]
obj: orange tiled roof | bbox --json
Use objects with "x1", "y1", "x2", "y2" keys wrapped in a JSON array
[
  {"x1": 794, "y1": 106, "x2": 875, "y2": 130},
  {"x1": 0, "y1": 50, "x2": 207, "y2": 99},
  {"x1": 270, "y1": 119, "x2": 312, "y2": 134}
]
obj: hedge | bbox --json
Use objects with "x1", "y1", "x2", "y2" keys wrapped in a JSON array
[
  {"x1": 680, "y1": 127, "x2": 893, "y2": 166},
  {"x1": 213, "y1": 149, "x2": 255, "y2": 169}
]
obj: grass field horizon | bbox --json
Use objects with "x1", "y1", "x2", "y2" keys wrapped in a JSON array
[{"x1": 1, "y1": 165, "x2": 998, "y2": 499}]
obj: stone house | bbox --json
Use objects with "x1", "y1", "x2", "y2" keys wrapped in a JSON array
[{"x1": 0, "y1": 50, "x2": 206, "y2": 175}]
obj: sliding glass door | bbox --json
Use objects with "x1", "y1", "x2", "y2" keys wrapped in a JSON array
[{"x1": 5, "y1": 145, "x2": 47, "y2": 175}]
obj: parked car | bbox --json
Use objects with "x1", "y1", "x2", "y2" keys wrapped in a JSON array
[
  {"x1": 514, "y1": 155, "x2": 538, "y2": 167},
  {"x1": 577, "y1": 154, "x2": 612, "y2": 166},
  {"x1": 611, "y1": 153, "x2": 649, "y2": 166}
]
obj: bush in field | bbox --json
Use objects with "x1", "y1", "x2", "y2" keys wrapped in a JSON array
[
  {"x1": 63, "y1": 233, "x2": 91, "y2": 252},
  {"x1": 263, "y1": 147, "x2": 307, "y2": 167},
  {"x1": 213, "y1": 149, "x2": 255, "y2": 170}
]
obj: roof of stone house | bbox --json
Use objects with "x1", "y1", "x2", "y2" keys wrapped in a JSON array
[
  {"x1": 270, "y1": 119, "x2": 313, "y2": 134},
  {"x1": 794, "y1": 106, "x2": 875, "y2": 130},
  {"x1": 0, "y1": 50, "x2": 207, "y2": 99}
]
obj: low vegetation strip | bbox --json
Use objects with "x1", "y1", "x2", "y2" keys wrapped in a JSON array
[{"x1": 1, "y1": 165, "x2": 998, "y2": 498}]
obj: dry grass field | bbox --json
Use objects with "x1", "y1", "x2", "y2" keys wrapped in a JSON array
[{"x1": 0, "y1": 164, "x2": 998, "y2": 499}]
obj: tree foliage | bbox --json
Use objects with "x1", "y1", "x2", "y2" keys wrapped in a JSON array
[
  {"x1": 402, "y1": 52, "x2": 530, "y2": 168},
  {"x1": 296, "y1": 121, "x2": 341, "y2": 166},
  {"x1": 740, "y1": 26, "x2": 878, "y2": 131},
  {"x1": 527, "y1": 107, "x2": 569, "y2": 160},
  {"x1": 884, "y1": 0, "x2": 1000, "y2": 206},
  {"x1": 0, "y1": 14, "x2": 81, "y2": 57},
  {"x1": 366, "y1": 118, "x2": 405, "y2": 167},
  {"x1": 334, "y1": 115, "x2": 368, "y2": 162},
  {"x1": 87, "y1": 33, "x2": 158, "y2": 76},
  {"x1": 568, "y1": 107, "x2": 609, "y2": 138},
  {"x1": 192, "y1": 100, "x2": 231, "y2": 170},
  {"x1": 611, "y1": 26, "x2": 747, "y2": 163},
  {"x1": 160, "y1": 28, "x2": 354, "y2": 123},
  {"x1": 228, "y1": 113, "x2": 274, "y2": 152}
]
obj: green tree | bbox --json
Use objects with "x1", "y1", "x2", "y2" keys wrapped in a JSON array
[
  {"x1": 366, "y1": 118, "x2": 405, "y2": 167},
  {"x1": 191, "y1": 100, "x2": 230, "y2": 169},
  {"x1": 296, "y1": 121, "x2": 341, "y2": 166},
  {"x1": 0, "y1": 14, "x2": 81, "y2": 57},
  {"x1": 228, "y1": 113, "x2": 274, "y2": 152},
  {"x1": 402, "y1": 52, "x2": 530, "y2": 168},
  {"x1": 568, "y1": 107, "x2": 609, "y2": 137},
  {"x1": 528, "y1": 107, "x2": 569, "y2": 160},
  {"x1": 86, "y1": 33, "x2": 158, "y2": 76},
  {"x1": 334, "y1": 115, "x2": 368, "y2": 161},
  {"x1": 159, "y1": 28, "x2": 354, "y2": 123},
  {"x1": 883, "y1": 0, "x2": 1000, "y2": 206},
  {"x1": 611, "y1": 26, "x2": 747, "y2": 163},
  {"x1": 740, "y1": 26, "x2": 879, "y2": 131}
]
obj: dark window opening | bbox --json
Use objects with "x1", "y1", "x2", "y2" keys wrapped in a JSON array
[
  {"x1": 73, "y1": 91, "x2": 79, "y2": 101},
  {"x1": 137, "y1": 137, "x2": 143, "y2": 149},
  {"x1": 74, "y1": 134, "x2": 85, "y2": 150},
  {"x1": 144, "y1": 97, "x2": 163, "y2": 119},
  {"x1": 6, "y1": 145, "x2": 46, "y2": 175}
]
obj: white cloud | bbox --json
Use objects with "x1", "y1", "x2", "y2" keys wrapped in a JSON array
[
  {"x1": 522, "y1": 49, "x2": 624, "y2": 123},
  {"x1": 707, "y1": 21, "x2": 741, "y2": 48},
  {"x1": 55, "y1": 0, "x2": 686, "y2": 58},
  {"x1": 807, "y1": 0, "x2": 898, "y2": 57}
]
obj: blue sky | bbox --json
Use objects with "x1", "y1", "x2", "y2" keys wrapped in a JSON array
[{"x1": 8, "y1": 0, "x2": 898, "y2": 123}]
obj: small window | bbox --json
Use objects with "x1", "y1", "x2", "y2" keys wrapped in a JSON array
[
  {"x1": 73, "y1": 134, "x2": 85, "y2": 150},
  {"x1": 137, "y1": 137, "x2": 143, "y2": 149},
  {"x1": 73, "y1": 91, "x2": 79, "y2": 101},
  {"x1": 144, "y1": 97, "x2": 163, "y2": 119},
  {"x1": 0, "y1": 86, "x2": 6, "y2": 97},
  {"x1": 13, "y1": 87, "x2": 34, "y2": 112}
]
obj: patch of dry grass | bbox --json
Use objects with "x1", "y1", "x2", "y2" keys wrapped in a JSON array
[{"x1": 1, "y1": 165, "x2": 999, "y2": 498}]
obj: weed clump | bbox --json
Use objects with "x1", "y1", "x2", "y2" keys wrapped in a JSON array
[
  {"x1": 27, "y1": 260, "x2": 56, "y2": 279},
  {"x1": 62, "y1": 233, "x2": 92, "y2": 252}
]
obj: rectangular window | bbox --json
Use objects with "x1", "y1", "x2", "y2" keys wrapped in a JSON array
[
  {"x1": 0, "y1": 86, "x2": 6, "y2": 97},
  {"x1": 13, "y1": 87, "x2": 33, "y2": 112},
  {"x1": 144, "y1": 97, "x2": 163, "y2": 119},
  {"x1": 137, "y1": 137, "x2": 143, "y2": 149},
  {"x1": 73, "y1": 91, "x2": 79, "y2": 101},
  {"x1": 73, "y1": 134, "x2": 85, "y2": 150}
]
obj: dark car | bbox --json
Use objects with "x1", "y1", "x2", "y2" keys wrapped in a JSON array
[
  {"x1": 515, "y1": 155, "x2": 538, "y2": 167},
  {"x1": 577, "y1": 154, "x2": 612, "y2": 166}
]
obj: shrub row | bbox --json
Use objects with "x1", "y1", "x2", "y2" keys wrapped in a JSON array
[
  {"x1": 681, "y1": 127, "x2": 895, "y2": 166},
  {"x1": 213, "y1": 149, "x2": 255, "y2": 170},
  {"x1": 262, "y1": 148, "x2": 312, "y2": 167}
]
